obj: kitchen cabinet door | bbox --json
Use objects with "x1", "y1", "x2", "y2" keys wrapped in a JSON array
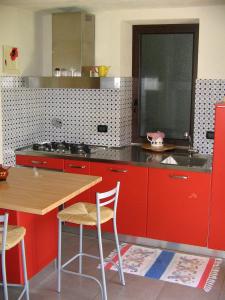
[
  {"x1": 90, "y1": 162, "x2": 148, "y2": 237},
  {"x1": 64, "y1": 160, "x2": 91, "y2": 205},
  {"x1": 208, "y1": 103, "x2": 225, "y2": 250},
  {"x1": 16, "y1": 155, "x2": 64, "y2": 170},
  {"x1": 147, "y1": 168, "x2": 211, "y2": 246},
  {"x1": 0, "y1": 208, "x2": 58, "y2": 283}
]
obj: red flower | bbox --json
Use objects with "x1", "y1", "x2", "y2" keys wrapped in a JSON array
[{"x1": 10, "y1": 47, "x2": 19, "y2": 61}]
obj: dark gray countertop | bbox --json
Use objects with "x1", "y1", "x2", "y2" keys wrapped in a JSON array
[{"x1": 15, "y1": 145, "x2": 212, "y2": 173}]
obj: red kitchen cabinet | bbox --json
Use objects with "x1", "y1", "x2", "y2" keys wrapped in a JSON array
[
  {"x1": 63, "y1": 159, "x2": 91, "y2": 206},
  {"x1": 147, "y1": 168, "x2": 211, "y2": 246},
  {"x1": 16, "y1": 155, "x2": 64, "y2": 170},
  {"x1": 90, "y1": 162, "x2": 148, "y2": 237},
  {"x1": 0, "y1": 208, "x2": 58, "y2": 284},
  {"x1": 64, "y1": 159, "x2": 90, "y2": 176},
  {"x1": 208, "y1": 103, "x2": 225, "y2": 250}
]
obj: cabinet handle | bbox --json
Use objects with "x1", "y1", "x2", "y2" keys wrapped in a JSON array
[
  {"x1": 109, "y1": 168, "x2": 128, "y2": 173},
  {"x1": 169, "y1": 175, "x2": 189, "y2": 180},
  {"x1": 68, "y1": 164, "x2": 86, "y2": 169},
  {"x1": 31, "y1": 160, "x2": 47, "y2": 165}
]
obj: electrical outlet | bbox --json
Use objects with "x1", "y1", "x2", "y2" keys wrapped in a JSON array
[
  {"x1": 97, "y1": 125, "x2": 108, "y2": 133},
  {"x1": 206, "y1": 131, "x2": 214, "y2": 139}
]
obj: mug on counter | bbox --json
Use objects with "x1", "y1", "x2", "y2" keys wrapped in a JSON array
[
  {"x1": 97, "y1": 66, "x2": 110, "y2": 77},
  {"x1": 146, "y1": 131, "x2": 165, "y2": 148}
]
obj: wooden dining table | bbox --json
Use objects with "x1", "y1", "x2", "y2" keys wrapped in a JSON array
[{"x1": 0, "y1": 167, "x2": 102, "y2": 283}]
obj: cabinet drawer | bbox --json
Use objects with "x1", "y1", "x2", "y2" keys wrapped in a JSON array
[
  {"x1": 16, "y1": 155, "x2": 64, "y2": 170},
  {"x1": 64, "y1": 160, "x2": 90, "y2": 174}
]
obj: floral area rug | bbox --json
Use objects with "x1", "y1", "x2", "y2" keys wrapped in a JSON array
[{"x1": 104, "y1": 244, "x2": 222, "y2": 292}]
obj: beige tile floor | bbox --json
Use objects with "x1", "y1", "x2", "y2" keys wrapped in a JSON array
[{"x1": 4, "y1": 231, "x2": 225, "y2": 300}]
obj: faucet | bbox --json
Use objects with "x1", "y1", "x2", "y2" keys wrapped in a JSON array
[{"x1": 184, "y1": 132, "x2": 198, "y2": 157}]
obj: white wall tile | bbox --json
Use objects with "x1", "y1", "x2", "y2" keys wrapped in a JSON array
[
  {"x1": 194, "y1": 79, "x2": 225, "y2": 154},
  {"x1": 0, "y1": 77, "x2": 132, "y2": 165}
]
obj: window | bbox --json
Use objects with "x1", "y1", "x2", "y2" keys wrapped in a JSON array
[{"x1": 132, "y1": 24, "x2": 199, "y2": 145}]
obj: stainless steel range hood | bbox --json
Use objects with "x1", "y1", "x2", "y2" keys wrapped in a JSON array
[{"x1": 52, "y1": 12, "x2": 95, "y2": 74}]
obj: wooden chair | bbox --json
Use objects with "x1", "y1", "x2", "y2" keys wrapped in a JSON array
[
  {"x1": 57, "y1": 181, "x2": 125, "y2": 300},
  {"x1": 0, "y1": 213, "x2": 29, "y2": 300}
]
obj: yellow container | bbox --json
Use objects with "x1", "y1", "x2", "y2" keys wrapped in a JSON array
[{"x1": 97, "y1": 65, "x2": 110, "y2": 77}]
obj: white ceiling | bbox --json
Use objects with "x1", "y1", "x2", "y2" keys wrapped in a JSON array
[{"x1": 0, "y1": 0, "x2": 225, "y2": 12}]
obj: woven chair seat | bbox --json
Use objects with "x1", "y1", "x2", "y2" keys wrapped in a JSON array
[
  {"x1": 58, "y1": 202, "x2": 114, "y2": 226},
  {"x1": 0, "y1": 225, "x2": 26, "y2": 251}
]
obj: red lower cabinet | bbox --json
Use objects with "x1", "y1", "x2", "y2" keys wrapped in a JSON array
[
  {"x1": 15, "y1": 154, "x2": 212, "y2": 248},
  {"x1": 147, "y1": 168, "x2": 211, "y2": 246},
  {"x1": 90, "y1": 162, "x2": 148, "y2": 237},
  {"x1": 63, "y1": 160, "x2": 91, "y2": 206},
  {"x1": 0, "y1": 209, "x2": 58, "y2": 283},
  {"x1": 208, "y1": 104, "x2": 225, "y2": 250}
]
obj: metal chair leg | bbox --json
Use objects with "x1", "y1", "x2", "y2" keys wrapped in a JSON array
[
  {"x1": 97, "y1": 224, "x2": 107, "y2": 300},
  {"x1": 1, "y1": 249, "x2": 8, "y2": 300},
  {"x1": 79, "y1": 225, "x2": 83, "y2": 274},
  {"x1": 57, "y1": 220, "x2": 62, "y2": 293},
  {"x1": 113, "y1": 219, "x2": 125, "y2": 286},
  {"x1": 21, "y1": 239, "x2": 30, "y2": 300}
]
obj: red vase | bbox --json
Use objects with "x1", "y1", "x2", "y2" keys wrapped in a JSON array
[{"x1": 0, "y1": 165, "x2": 9, "y2": 181}]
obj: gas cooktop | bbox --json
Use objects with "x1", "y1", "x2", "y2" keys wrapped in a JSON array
[{"x1": 27, "y1": 142, "x2": 100, "y2": 155}]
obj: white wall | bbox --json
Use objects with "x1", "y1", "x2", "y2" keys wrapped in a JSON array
[
  {"x1": 39, "y1": 13, "x2": 52, "y2": 76},
  {"x1": 1, "y1": 4, "x2": 224, "y2": 78},
  {"x1": 0, "y1": 5, "x2": 44, "y2": 76},
  {"x1": 41, "y1": 4, "x2": 225, "y2": 78},
  {"x1": 95, "y1": 5, "x2": 225, "y2": 79},
  {"x1": 0, "y1": 5, "x2": 45, "y2": 163}
]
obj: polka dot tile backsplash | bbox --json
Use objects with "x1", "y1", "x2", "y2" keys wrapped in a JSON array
[
  {"x1": 1, "y1": 77, "x2": 225, "y2": 166},
  {"x1": 0, "y1": 77, "x2": 132, "y2": 165},
  {"x1": 1, "y1": 87, "x2": 46, "y2": 165},
  {"x1": 193, "y1": 79, "x2": 225, "y2": 155}
]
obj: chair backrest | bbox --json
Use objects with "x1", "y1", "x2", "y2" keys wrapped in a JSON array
[
  {"x1": 96, "y1": 182, "x2": 120, "y2": 217},
  {"x1": 0, "y1": 213, "x2": 8, "y2": 252}
]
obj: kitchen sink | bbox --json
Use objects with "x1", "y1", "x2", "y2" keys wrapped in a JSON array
[{"x1": 160, "y1": 155, "x2": 207, "y2": 167}]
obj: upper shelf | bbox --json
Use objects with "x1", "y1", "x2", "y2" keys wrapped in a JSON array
[
  {"x1": 24, "y1": 77, "x2": 100, "y2": 89},
  {"x1": 23, "y1": 77, "x2": 124, "y2": 89}
]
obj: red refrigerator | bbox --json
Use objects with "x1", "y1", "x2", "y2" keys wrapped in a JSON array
[{"x1": 209, "y1": 102, "x2": 225, "y2": 250}]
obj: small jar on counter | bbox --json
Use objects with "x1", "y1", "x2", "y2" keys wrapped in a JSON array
[
  {"x1": 54, "y1": 68, "x2": 61, "y2": 77},
  {"x1": 61, "y1": 68, "x2": 68, "y2": 76}
]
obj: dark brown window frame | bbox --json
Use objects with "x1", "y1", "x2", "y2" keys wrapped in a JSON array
[{"x1": 132, "y1": 24, "x2": 199, "y2": 145}]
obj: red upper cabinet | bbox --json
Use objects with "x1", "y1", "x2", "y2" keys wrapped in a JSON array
[
  {"x1": 209, "y1": 103, "x2": 225, "y2": 250},
  {"x1": 16, "y1": 155, "x2": 64, "y2": 170},
  {"x1": 147, "y1": 168, "x2": 211, "y2": 247},
  {"x1": 90, "y1": 162, "x2": 148, "y2": 237}
]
